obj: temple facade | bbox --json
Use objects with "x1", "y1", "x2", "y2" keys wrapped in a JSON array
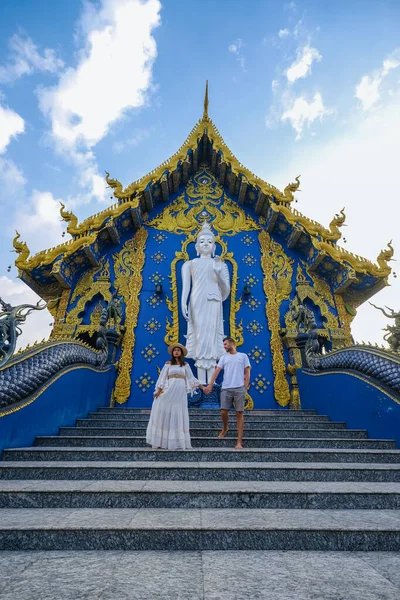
[{"x1": 10, "y1": 85, "x2": 393, "y2": 410}]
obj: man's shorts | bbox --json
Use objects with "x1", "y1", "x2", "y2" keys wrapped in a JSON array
[{"x1": 220, "y1": 386, "x2": 246, "y2": 412}]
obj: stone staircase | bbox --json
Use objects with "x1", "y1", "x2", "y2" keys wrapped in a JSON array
[{"x1": 1, "y1": 408, "x2": 400, "y2": 551}]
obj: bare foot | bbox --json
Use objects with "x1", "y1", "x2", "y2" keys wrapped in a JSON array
[
  {"x1": 217, "y1": 429, "x2": 229, "y2": 439},
  {"x1": 235, "y1": 442, "x2": 243, "y2": 450}
]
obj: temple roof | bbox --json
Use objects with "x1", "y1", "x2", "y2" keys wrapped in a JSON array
[{"x1": 13, "y1": 82, "x2": 393, "y2": 307}]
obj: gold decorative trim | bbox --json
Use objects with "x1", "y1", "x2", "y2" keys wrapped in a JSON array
[
  {"x1": 284, "y1": 265, "x2": 338, "y2": 333},
  {"x1": 112, "y1": 119, "x2": 298, "y2": 204},
  {"x1": 334, "y1": 294, "x2": 354, "y2": 345},
  {"x1": 13, "y1": 230, "x2": 98, "y2": 272},
  {"x1": 244, "y1": 392, "x2": 254, "y2": 410},
  {"x1": 259, "y1": 230, "x2": 292, "y2": 406},
  {"x1": 60, "y1": 192, "x2": 139, "y2": 237},
  {"x1": 311, "y1": 239, "x2": 393, "y2": 279},
  {"x1": 0, "y1": 364, "x2": 112, "y2": 418},
  {"x1": 65, "y1": 258, "x2": 112, "y2": 328},
  {"x1": 112, "y1": 228, "x2": 148, "y2": 405},
  {"x1": 303, "y1": 262, "x2": 335, "y2": 309},
  {"x1": 149, "y1": 169, "x2": 252, "y2": 347}
]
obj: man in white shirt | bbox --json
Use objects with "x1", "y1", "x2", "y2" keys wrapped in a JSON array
[{"x1": 203, "y1": 337, "x2": 251, "y2": 449}]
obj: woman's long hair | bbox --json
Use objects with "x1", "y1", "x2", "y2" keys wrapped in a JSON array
[{"x1": 170, "y1": 347, "x2": 185, "y2": 367}]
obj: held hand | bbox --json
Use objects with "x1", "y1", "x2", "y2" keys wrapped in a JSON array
[{"x1": 203, "y1": 385, "x2": 212, "y2": 395}]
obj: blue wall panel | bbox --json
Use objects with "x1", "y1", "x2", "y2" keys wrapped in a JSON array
[
  {"x1": 0, "y1": 366, "x2": 115, "y2": 456},
  {"x1": 297, "y1": 369, "x2": 400, "y2": 447}
]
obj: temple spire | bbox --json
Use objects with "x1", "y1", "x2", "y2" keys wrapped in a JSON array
[{"x1": 202, "y1": 80, "x2": 209, "y2": 121}]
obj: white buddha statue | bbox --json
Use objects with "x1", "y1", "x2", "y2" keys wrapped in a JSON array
[{"x1": 181, "y1": 222, "x2": 231, "y2": 383}]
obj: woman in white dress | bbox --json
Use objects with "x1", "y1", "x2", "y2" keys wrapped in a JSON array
[{"x1": 146, "y1": 343, "x2": 201, "y2": 450}]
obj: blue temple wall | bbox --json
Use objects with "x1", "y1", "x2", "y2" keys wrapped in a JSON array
[
  {"x1": 63, "y1": 170, "x2": 341, "y2": 409},
  {"x1": 0, "y1": 366, "x2": 115, "y2": 457},
  {"x1": 297, "y1": 369, "x2": 400, "y2": 446}
]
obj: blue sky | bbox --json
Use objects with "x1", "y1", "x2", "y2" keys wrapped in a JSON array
[{"x1": 1, "y1": 0, "x2": 400, "y2": 345}]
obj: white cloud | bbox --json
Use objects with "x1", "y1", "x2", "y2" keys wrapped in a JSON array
[
  {"x1": 0, "y1": 276, "x2": 52, "y2": 349},
  {"x1": 228, "y1": 39, "x2": 243, "y2": 54},
  {"x1": 271, "y1": 79, "x2": 280, "y2": 94},
  {"x1": 278, "y1": 28, "x2": 290, "y2": 38},
  {"x1": 269, "y1": 98, "x2": 400, "y2": 344},
  {"x1": 355, "y1": 49, "x2": 400, "y2": 110},
  {"x1": 228, "y1": 38, "x2": 246, "y2": 72},
  {"x1": 281, "y1": 92, "x2": 329, "y2": 139},
  {"x1": 0, "y1": 33, "x2": 64, "y2": 83},
  {"x1": 38, "y1": 0, "x2": 161, "y2": 203},
  {"x1": 14, "y1": 190, "x2": 64, "y2": 253},
  {"x1": 0, "y1": 157, "x2": 26, "y2": 201},
  {"x1": 286, "y1": 44, "x2": 322, "y2": 83},
  {"x1": 0, "y1": 103, "x2": 25, "y2": 154},
  {"x1": 39, "y1": 0, "x2": 161, "y2": 149},
  {"x1": 112, "y1": 127, "x2": 152, "y2": 153}
]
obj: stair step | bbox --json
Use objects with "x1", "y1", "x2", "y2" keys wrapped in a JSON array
[
  {"x1": 1, "y1": 508, "x2": 400, "y2": 551},
  {"x1": 59, "y1": 427, "x2": 367, "y2": 439},
  {"x1": 0, "y1": 549, "x2": 398, "y2": 599},
  {"x1": 2, "y1": 461, "x2": 400, "y2": 481},
  {"x1": 98, "y1": 408, "x2": 319, "y2": 415},
  {"x1": 4, "y1": 447, "x2": 400, "y2": 463},
  {"x1": 1, "y1": 481, "x2": 400, "y2": 509},
  {"x1": 93, "y1": 410, "x2": 322, "y2": 420},
  {"x1": 2, "y1": 404, "x2": 399, "y2": 555},
  {"x1": 82, "y1": 416, "x2": 339, "y2": 426},
  {"x1": 34, "y1": 436, "x2": 394, "y2": 449}
]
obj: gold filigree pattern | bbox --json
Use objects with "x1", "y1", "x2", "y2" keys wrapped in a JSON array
[
  {"x1": 48, "y1": 288, "x2": 70, "y2": 338},
  {"x1": 334, "y1": 294, "x2": 354, "y2": 346},
  {"x1": 259, "y1": 230, "x2": 291, "y2": 407},
  {"x1": 109, "y1": 115, "x2": 300, "y2": 206},
  {"x1": 148, "y1": 169, "x2": 260, "y2": 237},
  {"x1": 112, "y1": 228, "x2": 148, "y2": 405},
  {"x1": 302, "y1": 262, "x2": 335, "y2": 308},
  {"x1": 65, "y1": 258, "x2": 112, "y2": 328},
  {"x1": 244, "y1": 393, "x2": 254, "y2": 410},
  {"x1": 284, "y1": 265, "x2": 339, "y2": 332},
  {"x1": 89, "y1": 301, "x2": 103, "y2": 326},
  {"x1": 150, "y1": 170, "x2": 248, "y2": 348}
]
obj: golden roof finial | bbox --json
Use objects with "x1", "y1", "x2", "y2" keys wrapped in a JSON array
[{"x1": 202, "y1": 80, "x2": 209, "y2": 121}]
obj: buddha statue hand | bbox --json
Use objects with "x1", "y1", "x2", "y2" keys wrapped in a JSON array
[{"x1": 181, "y1": 301, "x2": 189, "y2": 321}]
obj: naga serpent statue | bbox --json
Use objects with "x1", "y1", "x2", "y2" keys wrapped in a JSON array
[
  {"x1": 0, "y1": 297, "x2": 47, "y2": 367},
  {"x1": 0, "y1": 296, "x2": 111, "y2": 410},
  {"x1": 369, "y1": 303, "x2": 400, "y2": 352},
  {"x1": 305, "y1": 318, "x2": 400, "y2": 398}
]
